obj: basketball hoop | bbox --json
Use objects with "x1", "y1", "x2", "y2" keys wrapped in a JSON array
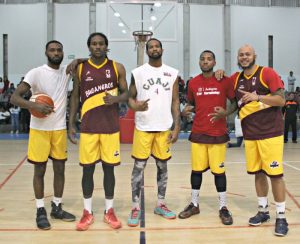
[
  {"x1": 133, "y1": 30, "x2": 153, "y2": 67},
  {"x1": 133, "y1": 30, "x2": 153, "y2": 50}
]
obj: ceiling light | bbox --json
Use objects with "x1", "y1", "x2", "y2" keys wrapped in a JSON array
[
  {"x1": 150, "y1": 16, "x2": 157, "y2": 21},
  {"x1": 122, "y1": 30, "x2": 127, "y2": 34},
  {"x1": 114, "y1": 12, "x2": 120, "y2": 17},
  {"x1": 154, "y1": 3, "x2": 161, "y2": 8},
  {"x1": 118, "y1": 22, "x2": 124, "y2": 27}
]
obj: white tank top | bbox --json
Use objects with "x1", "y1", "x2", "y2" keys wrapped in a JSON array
[
  {"x1": 132, "y1": 63, "x2": 178, "y2": 131},
  {"x1": 24, "y1": 64, "x2": 71, "y2": 131}
]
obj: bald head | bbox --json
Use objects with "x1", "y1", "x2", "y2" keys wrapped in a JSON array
[
  {"x1": 237, "y1": 44, "x2": 257, "y2": 71},
  {"x1": 238, "y1": 44, "x2": 256, "y2": 56}
]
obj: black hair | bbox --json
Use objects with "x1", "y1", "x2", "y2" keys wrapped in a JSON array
[
  {"x1": 87, "y1": 32, "x2": 108, "y2": 47},
  {"x1": 46, "y1": 40, "x2": 63, "y2": 50},
  {"x1": 146, "y1": 38, "x2": 162, "y2": 51},
  {"x1": 200, "y1": 50, "x2": 216, "y2": 60}
]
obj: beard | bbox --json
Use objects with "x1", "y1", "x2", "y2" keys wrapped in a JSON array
[
  {"x1": 47, "y1": 55, "x2": 63, "y2": 65},
  {"x1": 148, "y1": 52, "x2": 162, "y2": 60},
  {"x1": 238, "y1": 58, "x2": 255, "y2": 70},
  {"x1": 200, "y1": 66, "x2": 214, "y2": 73}
]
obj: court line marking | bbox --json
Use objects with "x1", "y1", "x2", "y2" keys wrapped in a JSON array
[
  {"x1": 0, "y1": 156, "x2": 27, "y2": 190},
  {"x1": 0, "y1": 222, "x2": 300, "y2": 232},
  {"x1": 286, "y1": 189, "x2": 300, "y2": 209}
]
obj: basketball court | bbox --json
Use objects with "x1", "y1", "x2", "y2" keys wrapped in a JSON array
[{"x1": 0, "y1": 137, "x2": 299, "y2": 243}]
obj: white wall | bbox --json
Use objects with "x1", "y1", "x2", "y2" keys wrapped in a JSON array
[
  {"x1": 0, "y1": 3, "x2": 300, "y2": 88},
  {"x1": 231, "y1": 6, "x2": 300, "y2": 87},
  {"x1": 0, "y1": 4, "x2": 47, "y2": 84},
  {"x1": 189, "y1": 4, "x2": 224, "y2": 77}
]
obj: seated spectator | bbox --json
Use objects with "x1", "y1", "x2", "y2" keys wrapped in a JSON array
[{"x1": 0, "y1": 106, "x2": 10, "y2": 124}]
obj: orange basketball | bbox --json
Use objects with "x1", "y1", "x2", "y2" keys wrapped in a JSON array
[{"x1": 29, "y1": 93, "x2": 54, "y2": 118}]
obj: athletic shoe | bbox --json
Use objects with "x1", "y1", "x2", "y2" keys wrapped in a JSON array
[
  {"x1": 248, "y1": 211, "x2": 270, "y2": 226},
  {"x1": 104, "y1": 208, "x2": 122, "y2": 229},
  {"x1": 219, "y1": 206, "x2": 233, "y2": 225},
  {"x1": 76, "y1": 209, "x2": 94, "y2": 231},
  {"x1": 154, "y1": 204, "x2": 176, "y2": 219},
  {"x1": 178, "y1": 202, "x2": 200, "y2": 219},
  {"x1": 127, "y1": 208, "x2": 141, "y2": 227},
  {"x1": 36, "y1": 207, "x2": 51, "y2": 230},
  {"x1": 274, "y1": 218, "x2": 288, "y2": 236},
  {"x1": 50, "y1": 201, "x2": 76, "y2": 222}
]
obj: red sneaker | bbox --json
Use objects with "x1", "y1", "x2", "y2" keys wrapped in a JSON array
[
  {"x1": 103, "y1": 208, "x2": 122, "y2": 229},
  {"x1": 76, "y1": 209, "x2": 94, "y2": 231}
]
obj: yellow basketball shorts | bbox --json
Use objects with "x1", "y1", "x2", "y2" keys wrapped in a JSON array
[
  {"x1": 191, "y1": 143, "x2": 227, "y2": 175},
  {"x1": 244, "y1": 135, "x2": 284, "y2": 177},
  {"x1": 131, "y1": 128, "x2": 171, "y2": 161},
  {"x1": 28, "y1": 128, "x2": 67, "y2": 164},
  {"x1": 79, "y1": 132, "x2": 120, "y2": 166}
]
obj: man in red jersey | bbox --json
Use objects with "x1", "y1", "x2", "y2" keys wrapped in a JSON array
[
  {"x1": 68, "y1": 32, "x2": 128, "y2": 231},
  {"x1": 178, "y1": 50, "x2": 234, "y2": 225},
  {"x1": 213, "y1": 44, "x2": 288, "y2": 236}
]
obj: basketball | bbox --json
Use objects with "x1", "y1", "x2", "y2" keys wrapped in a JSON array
[{"x1": 29, "y1": 93, "x2": 54, "y2": 118}]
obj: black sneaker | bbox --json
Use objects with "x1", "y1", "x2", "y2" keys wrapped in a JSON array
[
  {"x1": 248, "y1": 211, "x2": 270, "y2": 226},
  {"x1": 36, "y1": 207, "x2": 51, "y2": 230},
  {"x1": 219, "y1": 206, "x2": 233, "y2": 225},
  {"x1": 178, "y1": 202, "x2": 200, "y2": 219},
  {"x1": 274, "y1": 218, "x2": 288, "y2": 236},
  {"x1": 50, "y1": 201, "x2": 76, "y2": 222}
]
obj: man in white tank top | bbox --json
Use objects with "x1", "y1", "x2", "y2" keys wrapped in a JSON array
[{"x1": 127, "y1": 38, "x2": 181, "y2": 227}]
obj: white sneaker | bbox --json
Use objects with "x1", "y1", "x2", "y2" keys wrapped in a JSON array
[
  {"x1": 16, "y1": 130, "x2": 19, "y2": 134},
  {"x1": 10, "y1": 131, "x2": 14, "y2": 134}
]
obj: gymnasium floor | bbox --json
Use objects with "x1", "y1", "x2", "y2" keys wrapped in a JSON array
[{"x1": 0, "y1": 134, "x2": 299, "y2": 243}]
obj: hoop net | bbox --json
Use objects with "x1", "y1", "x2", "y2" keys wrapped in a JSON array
[
  {"x1": 133, "y1": 30, "x2": 153, "y2": 51},
  {"x1": 133, "y1": 30, "x2": 153, "y2": 67}
]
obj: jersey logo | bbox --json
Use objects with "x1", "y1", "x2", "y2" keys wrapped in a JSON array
[
  {"x1": 163, "y1": 72, "x2": 171, "y2": 77},
  {"x1": 270, "y1": 161, "x2": 279, "y2": 168},
  {"x1": 219, "y1": 162, "x2": 225, "y2": 168},
  {"x1": 86, "y1": 71, "x2": 91, "y2": 76},
  {"x1": 252, "y1": 77, "x2": 257, "y2": 86},
  {"x1": 106, "y1": 69, "x2": 111, "y2": 78},
  {"x1": 114, "y1": 151, "x2": 120, "y2": 157},
  {"x1": 166, "y1": 148, "x2": 170, "y2": 153}
]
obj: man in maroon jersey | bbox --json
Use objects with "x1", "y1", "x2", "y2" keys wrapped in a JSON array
[
  {"x1": 68, "y1": 32, "x2": 128, "y2": 231},
  {"x1": 213, "y1": 44, "x2": 288, "y2": 236},
  {"x1": 178, "y1": 50, "x2": 234, "y2": 225}
]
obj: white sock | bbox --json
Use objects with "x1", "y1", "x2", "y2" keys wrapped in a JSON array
[
  {"x1": 191, "y1": 189, "x2": 199, "y2": 207},
  {"x1": 105, "y1": 199, "x2": 114, "y2": 213},
  {"x1": 258, "y1": 196, "x2": 268, "y2": 211},
  {"x1": 275, "y1": 201, "x2": 286, "y2": 218},
  {"x1": 36, "y1": 198, "x2": 45, "y2": 208},
  {"x1": 132, "y1": 202, "x2": 140, "y2": 210},
  {"x1": 218, "y1": 191, "x2": 226, "y2": 210},
  {"x1": 52, "y1": 197, "x2": 62, "y2": 206},
  {"x1": 157, "y1": 198, "x2": 165, "y2": 207},
  {"x1": 83, "y1": 197, "x2": 92, "y2": 214}
]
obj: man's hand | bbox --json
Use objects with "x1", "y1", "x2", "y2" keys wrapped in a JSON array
[
  {"x1": 134, "y1": 99, "x2": 150, "y2": 111},
  {"x1": 239, "y1": 89, "x2": 259, "y2": 103},
  {"x1": 167, "y1": 130, "x2": 179, "y2": 144},
  {"x1": 31, "y1": 102, "x2": 54, "y2": 116},
  {"x1": 103, "y1": 90, "x2": 118, "y2": 105},
  {"x1": 181, "y1": 105, "x2": 194, "y2": 117},
  {"x1": 68, "y1": 125, "x2": 77, "y2": 144},
  {"x1": 208, "y1": 106, "x2": 226, "y2": 122},
  {"x1": 215, "y1": 69, "x2": 225, "y2": 80},
  {"x1": 66, "y1": 60, "x2": 79, "y2": 76}
]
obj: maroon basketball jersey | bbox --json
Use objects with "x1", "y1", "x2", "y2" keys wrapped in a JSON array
[
  {"x1": 233, "y1": 66, "x2": 284, "y2": 140},
  {"x1": 79, "y1": 59, "x2": 119, "y2": 134}
]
